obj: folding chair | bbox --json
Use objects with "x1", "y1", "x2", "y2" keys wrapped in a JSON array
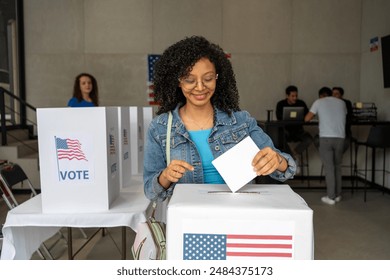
[
  {"x1": 0, "y1": 163, "x2": 92, "y2": 259},
  {"x1": 0, "y1": 224, "x2": 3, "y2": 254},
  {"x1": 0, "y1": 163, "x2": 60, "y2": 259}
]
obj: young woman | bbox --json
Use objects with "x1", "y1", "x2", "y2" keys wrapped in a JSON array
[{"x1": 143, "y1": 36, "x2": 296, "y2": 201}]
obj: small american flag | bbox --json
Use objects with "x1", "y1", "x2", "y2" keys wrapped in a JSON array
[
  {"x1": 123, "y1": 129, "x2": 129, "y2": 145},
  {"x1": 56, "y1": 137, "x2": 87, "y2": 161},
  {"x1": 183, "y1": 233, "x2": 293, "y2": 260},
  {"x1": 109, "y1": 134, "x2": 116, "y2": 154}
]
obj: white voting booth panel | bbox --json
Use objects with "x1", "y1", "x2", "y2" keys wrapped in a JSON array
[
  {"x1": 129, "y1": 106, "x2": 153, "y2": 175},
  {"x1": 121, "y1": 106, "x2": 153, "y2": 192},
  {"x1": 37, "y1": 107, "x2": 120, "y2": 213},
  {"x1": 143, "y1": 107, "x2": 153, "y2": 142},
  {"x1": 117, "y1": 106, "x2": 131, "y2": 189},
  {"x1": 129, "y1": 106, "x2": 144, "y2": 176},
  {"x1": 167, "y1": 184, "x2": 313, "y2": 260}
]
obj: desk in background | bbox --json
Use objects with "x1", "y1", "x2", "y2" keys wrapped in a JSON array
[
  {"x1": 258, "y1": 119, "x2": 390, "y2": 150},
  {"x1": 257, "y1": 120, "x2": 319, "y2": 151},
  {"x1": 1, "y1": 191, "x2": 150, "y2": 260},
  {"x1": 258, "y1": 120, "x2": 390, "y2": 187}
]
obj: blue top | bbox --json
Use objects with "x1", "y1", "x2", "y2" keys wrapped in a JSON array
[
  {"x1": 188, "y1": 129, "x2": 225, "y2": 184},
  {"x1": 143, "y1": 104, "x2": 297, "y2": 201},
  {"x1": 67, "y1": 97, "x2": 95, "y2": 107}
]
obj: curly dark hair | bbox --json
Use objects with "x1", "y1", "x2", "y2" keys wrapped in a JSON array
[
  {"x1": 72, "y1": 73, "x2": 99, "y2": 106},
  {"x1": 153, "y1": 36, "x2": 240, "y2": 115}
]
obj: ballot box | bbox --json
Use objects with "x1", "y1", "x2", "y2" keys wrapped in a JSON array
[
  {"x1": 37, "y1": 107, "x2": 120, "y2": 213},
  {"x1": 166, "y1": 184, "x2": 313, "y2": 260}
]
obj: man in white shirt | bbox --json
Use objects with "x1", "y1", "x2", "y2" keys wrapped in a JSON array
[{"x1": 305, "y1": 87, "x2": 347, "y2": 205}]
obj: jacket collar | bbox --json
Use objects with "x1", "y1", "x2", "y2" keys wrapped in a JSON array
[{"x1": 156, "y1": 104, "x2": 238, "y2": 128}]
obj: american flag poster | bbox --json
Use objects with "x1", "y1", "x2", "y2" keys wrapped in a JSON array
[
  {"x1": 181, "y1": 219, "x2": 295, "y2": 260},
  {"x1": 55, "y1": 137, "x2": 87, "y2": 161},
  {"x1": 147, "y1": 54, "x2": 161, "y2": 105},
  {"x1": 370, "y1": 36, "x2": 379, "y2": 52}
]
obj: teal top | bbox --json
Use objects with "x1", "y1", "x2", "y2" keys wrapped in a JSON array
[
  {"x1": 188, "y1": 129, "x2": 225, "y2": 184},
  {"x1": 67, "y1": 97, "x2": 95, "y2": 107}
]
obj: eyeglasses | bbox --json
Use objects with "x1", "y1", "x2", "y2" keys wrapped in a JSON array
[{"x1": 179, "y1": 74, "x2": 218, "y2": 90}]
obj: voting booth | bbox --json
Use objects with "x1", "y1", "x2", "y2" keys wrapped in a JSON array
[
  {"x1": 117, "y1": 106, "x2": 132, "y2": 189},
  {"x1": 129, "y1": 106, "x2": 144, "y2": 176},
  {"x1": 37, "y1": 107, "x2": 120, "y2": 213},
  {"x1": 129, "y1": 106, "x2": 154, "y2": 175},
  {"x1": 120, "y1": 106, "x2": 153, "y2": 192},
  {"x1": 142, "y1": 107, "x2": 153, "y2": 141},
  {"x1": 167, "y1": 184, "x2": 313, "y2": 260}
]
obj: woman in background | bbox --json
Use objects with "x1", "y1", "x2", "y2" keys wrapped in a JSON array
[{"x1": 67, "y1": 73, "x2": 99, "y2": 107}]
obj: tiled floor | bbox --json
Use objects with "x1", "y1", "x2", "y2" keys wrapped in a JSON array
[{"x1": 2, "y1": 179, "x2": 390, "y2": 260}]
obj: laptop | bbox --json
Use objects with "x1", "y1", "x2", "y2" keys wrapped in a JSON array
[{"x1": 282, "y1": 106, "x2": 305, "y2": 121}]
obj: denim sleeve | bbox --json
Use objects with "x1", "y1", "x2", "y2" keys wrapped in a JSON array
[
  {"x1": 145, "y1": 173, "x2": 174, "y2": 202},
  {"x1": 246, "y1": 113, "x2": 296, "y2": 181},
  {"x1": 143, "y1": 121, "x2": 174, "y2": 201}
]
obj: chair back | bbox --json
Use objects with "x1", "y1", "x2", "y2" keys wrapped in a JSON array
[
  {"x1": 0, "y1": 164, "x2": 28, "y2": 189},
  {"x1": 366, "y1": 125, "x2": 390, "y2": 148}
]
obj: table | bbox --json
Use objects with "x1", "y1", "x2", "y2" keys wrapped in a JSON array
[
  {"x1": 0, "y1": 191, "x2": 150, "y2": 260},
  {"x1": 258, "y1": 120, "x2": 390, "y2": 149},
  {"x1": 257, "y1": 120, "x2": 318, "y2": 151},
  {"x1": 258, "y1": 120, "x2": 390, "y2": 186},
  {"x1": 167, "y1": 184, "x2": 313, "y2": 260}
]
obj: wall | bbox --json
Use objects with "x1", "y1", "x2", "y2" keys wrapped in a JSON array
[
  {"x1": 361, "y1": 0, "x2": 390, "y2": 120},
  {"x1": 22, "y1": 0, "x2": 389, "y2": 184},
  {"x1": 359, "y1": 0, "x2": 390, "y2": 188},
  {"x1": 23, "y1": 0, "x2": 363, "y2": 121}
]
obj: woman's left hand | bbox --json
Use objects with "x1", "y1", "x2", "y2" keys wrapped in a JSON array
[{"x1": 252, "y1": 147, "x2": 286, "y2": 176}]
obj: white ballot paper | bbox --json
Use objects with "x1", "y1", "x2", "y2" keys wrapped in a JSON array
[{"x1": 212, "y1": 136, "x2": 260, "y2": 192}]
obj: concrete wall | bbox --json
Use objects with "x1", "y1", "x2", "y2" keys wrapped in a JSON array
[
  {"x1": 24, "y1": 0, "x2": 364, "y2": 121},
  {"x1": 22, "y1": 0, "x2": 389, "y2": 183},
  {"x1": 359, "y1": 0, "x2": 390, "y2": 188},
  {"x1": 360, "y1": 0, "x2": 390, "y2": 120}
]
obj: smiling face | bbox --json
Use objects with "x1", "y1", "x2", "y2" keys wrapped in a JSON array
[
  {"x1": 179, "y1": 58, "x2": 217, "y2": 109},
  {"x1": 79, "y1": 75, "x2": 93, "y2": 96}
]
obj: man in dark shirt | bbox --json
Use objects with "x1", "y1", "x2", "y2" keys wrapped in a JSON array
[
  {"x1": 276, "y1": 85, "x2": 312, "y2": 155},
  {"x1": 332, "y1": 86, "x2": 354, "y2": 153},
  {"x1": 332, "y1": 87, "x2": 353, "y2": 136}
]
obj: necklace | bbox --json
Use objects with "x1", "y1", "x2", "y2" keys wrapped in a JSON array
[{"x1": 183, "y1": 107, "x2": 213, "y2": 130}]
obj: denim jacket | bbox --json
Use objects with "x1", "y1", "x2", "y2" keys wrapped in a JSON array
[{"x1": 143, "y1": 105, "x2": 296, "y2": 201}]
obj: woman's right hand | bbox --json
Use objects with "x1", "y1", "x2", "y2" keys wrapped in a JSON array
[{"x1": 158, "y1": 159, "x2": 194, "y2": 188}]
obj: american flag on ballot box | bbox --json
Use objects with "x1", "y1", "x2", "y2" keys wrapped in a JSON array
[{"x1": 183, "y1": 233, "x2": 293, "y2": 260}]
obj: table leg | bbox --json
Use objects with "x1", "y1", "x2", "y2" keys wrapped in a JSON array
[
  {"x1": 67, "y1": 227, "x2": 73, "y2": 260},
  {"x1": 371, "y1": 147, "x2": 376, "y2": 186},
  {"x1": 122, "y1": 226, "x2": 126, "y2": 260}
]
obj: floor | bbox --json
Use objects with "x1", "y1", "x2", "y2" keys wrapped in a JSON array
[{"x1": 1, "y1": 178, "x2": 390, "y2": 260}]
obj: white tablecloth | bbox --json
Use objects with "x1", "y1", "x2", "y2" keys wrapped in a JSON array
[{"x1": 1, "y1": 191, "x2": 150, "y2": 260}]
